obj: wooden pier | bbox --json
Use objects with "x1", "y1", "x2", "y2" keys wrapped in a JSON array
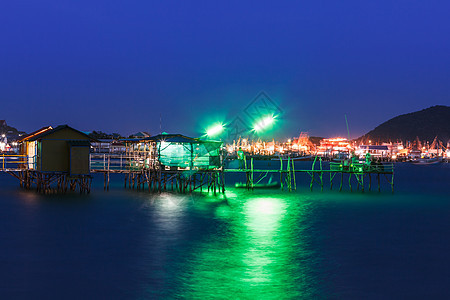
[
  {"x1": 1, "y1": 127, "x2": 395, "y2": 194},
  {"x1": 90, "y1": 154, "x2": 394, "y2": 193},
  {"x1": 3, "y1": 152, "x2": 394, "y2": 194},
  {"x1": 225, "y1": 157, "x2": 395, "y2": 192}
]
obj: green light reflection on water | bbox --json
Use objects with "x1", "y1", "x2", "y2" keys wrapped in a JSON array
[
  {"x1": 241, "y1": 198, "x2": 286, "y2": 285},
  {"x1": 176, "y1": 192, "x2": 315, "y2": 299}
]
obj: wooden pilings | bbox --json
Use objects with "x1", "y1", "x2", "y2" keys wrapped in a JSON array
[
  {"x1": 114, "y1": 168, "x2": 225, "y2": 194},
  {"x1": 329, "y1": 169, "x2": 394, "y2": 193},
  {"x1": 8, "y1": 170, "x2": 92, "y2": 194},
  {"x1": 95, "y1": 160, "x2": 395, "y2": 194},
  {"x1": 226, "y1": 160, "x2": 394, "y2": 193}
]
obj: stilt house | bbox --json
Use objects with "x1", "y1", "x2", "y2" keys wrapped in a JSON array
[
  {"x1": 124, "y1": 133, "x2": 223, "y2": 170},
  {"x1": 19, "y1": 125, "x2": 93, "y2": 175}
]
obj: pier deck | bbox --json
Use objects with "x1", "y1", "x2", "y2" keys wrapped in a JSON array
[
  {"x1": 223, "y1": 169, "x2": 394, "y2": 192},
  {"x1": 2, "y1": 153, "x2": 395, "y2": 193},
  {"x1": 224, "y1": 158, "x2": 394, "y2": 192}
]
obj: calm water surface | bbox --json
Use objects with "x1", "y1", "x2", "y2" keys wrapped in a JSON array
[{"x1": 0, "y1": 162, "x2": 449, "y2": 299}]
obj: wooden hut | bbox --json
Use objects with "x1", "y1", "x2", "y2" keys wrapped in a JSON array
[
  {"x1": 15, "y1": 125, "x2": 94, "y2": 193},
  {"x1": 152, "y1": 134, "x2": 222, "y2": 170},
  {"x1": 19, "y1": 126, "x2": 53, "y2": 169},
  {"x1": 20, "y1": 125, "x2": 93, "y2": 174},
  {"x1": 116, "y1": 134, "x2": 224, "y2": 193},
  {"x1": 124, "y1": 133, "x2": 223, "y2": 170}
]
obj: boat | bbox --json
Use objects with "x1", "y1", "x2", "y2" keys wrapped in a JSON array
[{"x1": 410, "y1": 157, "x2": 442, "y2": 165}]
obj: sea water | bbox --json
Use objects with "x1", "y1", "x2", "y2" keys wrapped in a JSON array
[{"x1": 0, "y1": 162, "x2": 449, "y2": 299}]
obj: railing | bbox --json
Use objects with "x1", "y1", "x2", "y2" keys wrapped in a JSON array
[
  {"x1": 0, "y1": 154, "x2": 28, "y2": 171},
  {"x1": 329, "y1": 161, "x2": 394, "y2": 173},
  {"x1": 89, "y1": 154, "x2": 158, "y2": 172},
  {"x1": 89, "y1": 153, "x2": 223, "y2": 172},
  {"x1": 0, "y1": 153, "x2": 155, "y2": 172},
  {"x1": 2, "y1": 153, "x2": 225, "y2": 173}
]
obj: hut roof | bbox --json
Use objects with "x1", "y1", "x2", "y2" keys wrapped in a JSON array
[
  {"x1": 130, "y1": 131, "x2": 150, "y2": 138},
  {"x1": 26, "y1": 125, "x2": 95, "y2": 142},
  {"x1": 18, "y1": 126, "x2": 53, "y2": 142},
  {"x1": 148, "y1": 134, "x2": 200, "y2": 143},
  {"x1": 122, "y1": 133, "x2": 221, "y2": 145}
]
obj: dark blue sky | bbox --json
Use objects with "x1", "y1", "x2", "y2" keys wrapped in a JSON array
[{"x1": 2, "y1": 0, "x2": 449, "y2": 138}]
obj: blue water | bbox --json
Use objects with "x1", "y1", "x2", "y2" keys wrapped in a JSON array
[{"x1": 0, "y1": 162, "x2": 449, "y2": 299}]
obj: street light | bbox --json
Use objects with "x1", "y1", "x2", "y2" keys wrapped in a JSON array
[
  {"x1": 206, "y1": 123, "x2": 224, "y2": 137},
  {"x1": 253, "y1": 115, "x2": 275, "y2": 132}
]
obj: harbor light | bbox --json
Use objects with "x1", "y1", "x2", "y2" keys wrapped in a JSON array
[
  {"x1": 206, "y1": 123, "x2": 224, "y2": 137},
  {"x1": 253, "y1": 115, "x2": 275, "y2": 132}
]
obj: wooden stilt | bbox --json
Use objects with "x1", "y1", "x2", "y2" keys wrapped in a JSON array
[
  {"x1": 349, "y1": 173, "x2": 352, "y2": 192},
  {"x1": 361, "y1": 173, "x2": 364, "y2": 192},
  {"x1": 279, "y1": 157, "x2": 283, "y2": 190},
  {"x1": 291, "y1": 159, "x2": 296, "y2": 190}
]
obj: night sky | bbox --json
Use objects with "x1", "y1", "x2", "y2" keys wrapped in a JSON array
[{"x1": 2, "y1": 1, "x2": 449, "y2": 139}]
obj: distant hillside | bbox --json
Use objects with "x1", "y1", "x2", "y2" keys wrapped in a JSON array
[
  {"x1": 358, "y1": 105, "x2": 450, "y2": 143},
  {"x1": 0, "y1": 120, "x2": 26, "y2": 140}
]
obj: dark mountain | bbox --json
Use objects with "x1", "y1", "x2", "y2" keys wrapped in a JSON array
[
  {"x1": 358, "y1": 105, "x2": 450, "y2": 143},
  {"x1": 0, "y1": 120, "x2": 26, "y2": 140}
]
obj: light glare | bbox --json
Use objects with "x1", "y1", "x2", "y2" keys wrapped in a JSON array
[
  {"x1": 253, "y1": 115, "x2": 275, "y2": 132},
  {"x1": 206, "y1": 123, "x2": 224, "y2": 137}
]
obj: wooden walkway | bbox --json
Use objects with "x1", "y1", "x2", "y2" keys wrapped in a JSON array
[
  {"x1": 2, "y1": 153, "x2": 395, "y2": 193},
  {"x1": 0, "y1": 154, "x2": 27, "y2": 171},
  {"x1": 224, "y1": 157, "x2": 394, "y2": 192}
]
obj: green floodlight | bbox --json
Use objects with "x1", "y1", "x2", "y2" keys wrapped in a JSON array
[
  {"x1": 253, "y1": 115, "x2": 275, "y2": 132},
  {"x1": 206, "y1": 123, "x2": 224, "y2": 137}
]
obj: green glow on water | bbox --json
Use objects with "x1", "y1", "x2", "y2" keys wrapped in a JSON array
[
  {"x1": 240, "y1": 198, "x2": 286, "y2": 285},
  {"x1": 243, "y1": 197, "x2": 285, "y2": 237},
  {"x1": 173, "y1": 192, "x2": 316, "y2": 299}
]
